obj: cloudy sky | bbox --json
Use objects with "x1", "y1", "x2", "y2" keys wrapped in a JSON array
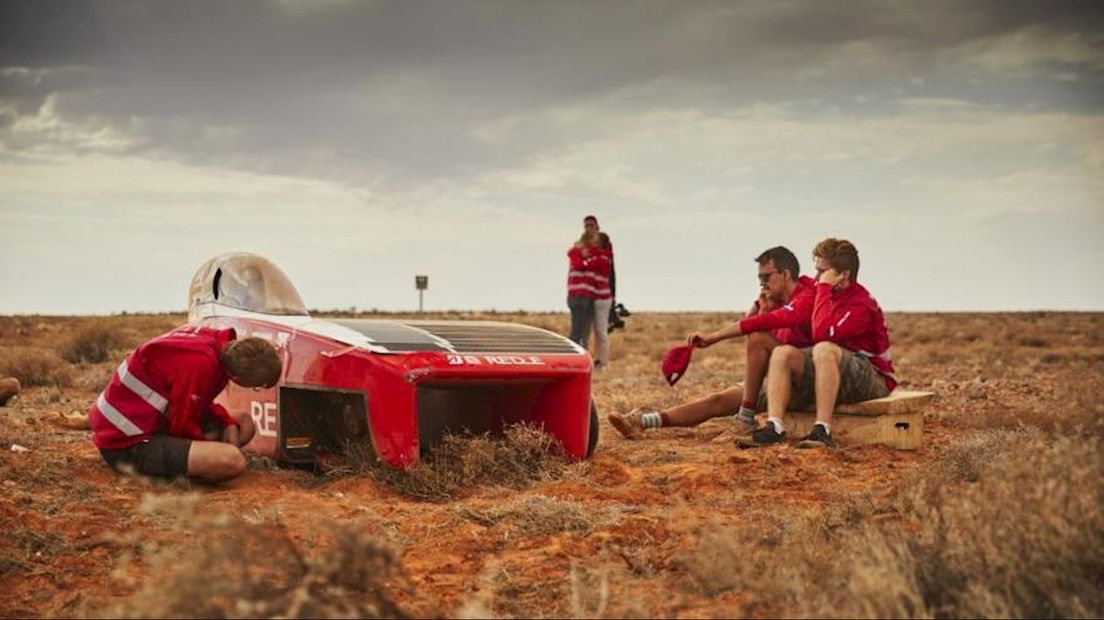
[{"x1": 2, "y1": 1, "x2": 1102, "y2": 314}]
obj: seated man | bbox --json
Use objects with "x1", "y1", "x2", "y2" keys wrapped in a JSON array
[
  {"x1": 608, "y1": 246, "x2": 816, "y2": 438},
  {"x1": 741, "y1": 238, "x2": 896, "y2": 449},
  {"x1": 89, "y1": 325, "x2": 282, "y2": 481}
]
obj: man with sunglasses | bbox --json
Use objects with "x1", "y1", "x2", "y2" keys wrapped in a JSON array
[
  {"x1": 90, "y1": 325, "x2": 282, "y2": 482},
  {"x1": 609, "y1": 246, "x2": 816, "y2": 439},
  {"x1": 741, "y1": 238, "x2": 895, "y2": 449}
]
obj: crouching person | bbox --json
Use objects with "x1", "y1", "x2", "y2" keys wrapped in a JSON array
[{"x1": 89, "y1": 325, "x2": 281, "y2": 482}]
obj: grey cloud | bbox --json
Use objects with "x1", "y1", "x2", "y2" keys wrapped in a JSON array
[{"x1": 1, "y1": 0, "x2": 1101, "y2": 186}]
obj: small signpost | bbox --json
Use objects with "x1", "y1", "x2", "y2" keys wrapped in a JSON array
[{"x1": 415, "y1": 275, "x2": 428, "y2": 313}]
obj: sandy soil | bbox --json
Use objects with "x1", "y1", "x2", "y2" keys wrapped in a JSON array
[{"x1": 0, "y1": 311, "x2": 1100, "y2": 617}]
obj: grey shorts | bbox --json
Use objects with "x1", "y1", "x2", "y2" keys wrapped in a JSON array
[
  {"x1": 754, "y1": 348, "x2": 889, "y2": 412},
  {"x1": 98, "y1": 412, "x2": 225, "y2": 478}
]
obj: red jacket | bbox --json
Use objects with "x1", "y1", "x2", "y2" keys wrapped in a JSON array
[
  {"x1": 738, "y1": 275, "x2": 816, "y2": 347},
  {"x1": 566, "y1": 246, "x2": 612, "y2": 300},
  {"x1": 89, "y1": 325, "x2": 239, "y2": 450},
  {"x1": 811, "y1": 281, "x2": 897, "y2": 391}
]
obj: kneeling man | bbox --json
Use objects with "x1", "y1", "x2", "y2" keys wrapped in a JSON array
[{"x1": 90, "y1": 325, "x2": 281, "y2": 481}]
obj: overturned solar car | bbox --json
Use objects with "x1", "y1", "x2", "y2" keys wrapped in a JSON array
[{"x1": 188, "y1": 252, "x2": 598, "y2": 469}]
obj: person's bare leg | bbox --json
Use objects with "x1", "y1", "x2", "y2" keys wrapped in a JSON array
[
  {"x1": 186, "y1": 441, "x2": 247, "y2": 481},
  {"x1": 609, "y1": 385, "x2": 745, "y2": 439},
  {"x1": 811, "y1": 342, "x2": 843, "y2": 427},
  {"x1": 743, "y1": 331, "x2": 780, "y2": 408},
  {"x1": 660, "y1": 386, "x2": 745, "y2": 426},
  {"x1": 737, "y1": 346, "x2": 805, "y2": 447},
  {"x1": 766, "y1": 345, "x2": 806, "y2": 424}
]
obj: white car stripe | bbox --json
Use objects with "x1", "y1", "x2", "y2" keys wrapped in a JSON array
[
  {"x1": 96, "y1": 394, "x2": 145, "y2": 437},
  {"x1": 116, "y1": 361, "x2": 169, "y2": 414}
]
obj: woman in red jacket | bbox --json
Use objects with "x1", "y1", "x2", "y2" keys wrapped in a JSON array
[{"x1": 566, "y1": 230, "x2": 600, "y2": 347}]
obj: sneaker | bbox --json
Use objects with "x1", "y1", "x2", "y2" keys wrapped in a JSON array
[
  {"x1": 737, "y1": 423, "x2": 786, "y2": 449},
  {"x1": 797, "y1": 424, "x2": 835, "y2": 449},
  {"x1": 711, "y1": 412, "x2": 757, "y2": 443},
  {"x1": 608, "y1": 409, "x2": 645, "y2": 440},
  {"x1": 735, "y1": 410, "x2": 757, "y2": 431}
]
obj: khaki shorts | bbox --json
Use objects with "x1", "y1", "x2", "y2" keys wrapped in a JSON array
[{"x1": 754, "y1": 348, "x2": 889, "y2": 412}]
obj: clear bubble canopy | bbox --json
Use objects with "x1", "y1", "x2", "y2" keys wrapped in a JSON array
[{"x1": 188, "y1": 252, "x2": 308, "y2": 319}]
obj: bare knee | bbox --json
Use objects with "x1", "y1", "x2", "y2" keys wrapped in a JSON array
[
  {"x1": 812, "y1": 341, "x2": 843, "y2": 366},
  {"x1": 770, "y1": 345, "x2": 800, "y2": 367},
  {"x1": 213, "y1": 449, "x2": 246, "y2": 480},
  {"x1": 188, "y1": 442, "x2": 247, "y2": 481}
]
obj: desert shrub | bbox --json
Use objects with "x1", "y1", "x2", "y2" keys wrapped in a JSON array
[
  {"x1": 0, "y1": 348, "x2": 73, "y2": 387},
  {"x1": 367, "y1": 424, "x2": 574, "y2": 501},
  {"x1": 99, "y1": 494, "x2": 412, "y2": 619},
  {"x1": 58, "y1": 324, "x2": 128, "y2": 364}
]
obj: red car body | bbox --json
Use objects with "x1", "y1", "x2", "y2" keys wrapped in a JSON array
[{"x1": 187, "y1": 253, "x2": 597, "y2": 469}]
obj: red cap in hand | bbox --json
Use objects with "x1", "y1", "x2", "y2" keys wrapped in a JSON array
[{"x1": 662, "y1": 342, "x2": 696, "y2": 386}]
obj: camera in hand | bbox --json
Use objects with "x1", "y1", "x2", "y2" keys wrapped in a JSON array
[{"x1": 608, "y1": 302, "x2": 630, "y2": 333}]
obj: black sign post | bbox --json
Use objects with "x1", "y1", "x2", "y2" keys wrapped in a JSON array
[{"x1": 415, "y1": 275, "x2": 428, "y2": 313}]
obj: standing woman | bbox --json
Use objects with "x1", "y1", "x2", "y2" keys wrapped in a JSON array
[
  {"x1": 567, "y1": 230, "x2": 599, "y2": 347},
  {"x1": 589, "y1": 232, "x2": 614, "y2": 370}
]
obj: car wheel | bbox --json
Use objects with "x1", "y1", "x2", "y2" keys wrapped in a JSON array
[{"x1": 587, "y1": 401, "x2": 599, "y2": 457}]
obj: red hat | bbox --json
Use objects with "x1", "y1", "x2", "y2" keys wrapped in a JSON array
[{"x1": 662, "y1": 340, "x2": 696, "y2": 386}]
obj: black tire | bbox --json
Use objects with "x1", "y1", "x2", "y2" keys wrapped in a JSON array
[{"x1": 587, "y1": 401, "x2": 599, "y2": 457}]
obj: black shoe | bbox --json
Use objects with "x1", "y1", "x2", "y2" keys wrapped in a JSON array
[
  {"x1": 737, "y1": 424, "x2": 786, "y2": 449},
  {"x1": 797, "y1": 424, "x2": 835, "y2": 449}
]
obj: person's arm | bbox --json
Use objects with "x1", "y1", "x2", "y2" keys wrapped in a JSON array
[
  {"x1": 207, "y1": 402, "x2": 239, "y2": 428},
  {"x1": 811, "y1": 283, "x2": 874, "y2": 342},
  {"x1": 165, "y1": 353, "x2": 219, "y2": 440},
  {"x1": 691, "y1": 322, "x2": 745, "y2": 347},
  {"x1": 692, "y1": 291, "x2": 773, "y2": 347},
  {"x1": 567, "y1": 246, "x2": 587, "y2": 271},
  {"x1": 738, "y1": 286, "x2": 814, "y2": 334},
  {"x1": 608, "y1": 253, "x2": 616, "y2": 298}
]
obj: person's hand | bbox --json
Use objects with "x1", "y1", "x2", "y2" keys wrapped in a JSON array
[
  {"x1": 690, "y1": 332, "x2": 714, "y2": 348},
  {"x1": 223, "y1": 423, "x2": 241, "y2": 447},
  {"x1": 819, "y1": 268, "x2": 845, "y2": 286},
  {"x1": 757, "y1": 292, "x2": 777, "y2": 312}
]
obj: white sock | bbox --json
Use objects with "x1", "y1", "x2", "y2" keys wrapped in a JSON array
[
  {"x1": 736, "y1": 406, "x2": 757, "y2": 427},
  {"x1": 641, "y1": 412, "x2": 663, "y2": 429},
  {"x1": 767, "y1": 417, "x2": 786, "y2": 434},
  {"x1": 815, "y1": 421, "x2": 831, "y2": 435}
]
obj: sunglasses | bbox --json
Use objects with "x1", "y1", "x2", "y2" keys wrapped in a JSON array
[{"x1": 757, "y1": 270, "x2": 779, "y2": 284}]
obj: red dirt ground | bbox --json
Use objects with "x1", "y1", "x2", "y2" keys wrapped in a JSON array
[{"x1": 0, "y1": 311, "x2": 1099, "y2": 617}]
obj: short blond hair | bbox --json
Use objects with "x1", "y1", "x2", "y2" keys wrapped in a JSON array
[{"x1": 220, "y1": 337, "x2": 281, "y2": 387}]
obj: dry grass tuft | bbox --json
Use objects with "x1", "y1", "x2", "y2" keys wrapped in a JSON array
[
  {"x1": 456, "y1": 494, "x2": 614, "y2": 537},
  {"x1": 0, "y1": 347, "x2": 73, "y2": 387},
  {"x1": 98, "y1": 494, "x2": 412, "y2": 619},
  {"x1": 58, "y1": 324, "x2": 128, "y2": 364},
  {"x1": 681, "y1": 433, "x2": 1104, "y2": 618},
  {"x1": 368, "y1": 424, "x2": 573, "y2": 501}
]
